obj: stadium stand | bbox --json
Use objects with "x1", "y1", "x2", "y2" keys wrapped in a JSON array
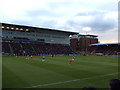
[
  {"x1": 89, "y1": 43, "x2": 120, "y2": 56},
  {"x1": 2, "y1": 23, "x2": 119, "y2": 56},
  {"x1": 1, "y1": 23, "x2": 77, "y2": 56},
  {"x1": 2, "y1": 42, "x2": 74, "y2": 56}
]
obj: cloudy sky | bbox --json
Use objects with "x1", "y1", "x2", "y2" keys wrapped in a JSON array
[{"x1": 0, "y1": 0, "x2": 119, "y2": 43}]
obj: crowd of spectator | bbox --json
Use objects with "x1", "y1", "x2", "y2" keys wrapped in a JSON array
[
  {"x1": 82, "y1": 79, "x2": 120, "y2": 90},
  {"x1": 89, "y1": 44, "x2": 119, "y2": 56},
  {"x1": 2, "y1": 42, "x2": 74, "y2": 56}
]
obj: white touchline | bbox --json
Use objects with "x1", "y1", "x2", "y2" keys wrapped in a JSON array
[{"x1": 24, "y1": 72, "x2": 119, "y2": 88}]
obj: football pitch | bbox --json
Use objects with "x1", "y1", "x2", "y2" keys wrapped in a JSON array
[{"x1": 2, "y1": 56, "x2": 119, "y2": 88}]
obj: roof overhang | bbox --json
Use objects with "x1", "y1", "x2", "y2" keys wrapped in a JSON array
[
  {"x1": 89, "y1": 42, "x2": 120, "y2": 46},
  {"x1": 1, "y1": 23, "x2": 78, "y2": 35}
]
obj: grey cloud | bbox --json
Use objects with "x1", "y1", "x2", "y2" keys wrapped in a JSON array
[
  {"x1": 2, "y1": 0, "x2": 117, "y2": 34},
  {"x1": 24, "y1": 1, "x2": 73, "y2": 18},
  {"x1": 76, "y1": 10, "x2": 106, "y2": 16},
  {"x1": 83, "y1": 15, "x2": 116, "y2": 31},
  {"x1": 66, "y1": 11, "x2": 117, "y2": 32},
  {"x1": 11, "y1": 19, "x2": 57, "y2": 29},
  {"x1": 8, "y1": 20, "x2": 36, "y2": 27},
  {"x1": 25, "y1": 9, "x2": 61, "y2": 18},
  {"x1": 37, "y1": 20, "x2": 57, "y2": 29},
  {"x1": 88, "y1": 19, "x2": 116, "y2": 31},
  {"x1": 11, "y1": 9, "x2": 117, "y2": 34}
]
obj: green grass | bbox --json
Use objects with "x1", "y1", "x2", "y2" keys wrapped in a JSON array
[{"x1": 2, "y1": 56, "x2": 119, "y2": 88}]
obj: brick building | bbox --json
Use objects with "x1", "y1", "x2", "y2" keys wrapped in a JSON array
[{"x1": 70, "y1": 34, "x2": 99, "y2": 52}]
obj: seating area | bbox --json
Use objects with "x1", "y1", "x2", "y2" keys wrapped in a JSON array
[
  {"x1": 2, "y1": 42, "x2": 11, "y2": 53},
  {"x1": 2, "y1": 41, "x2": 119, "y2": 56},
  {"x1": 2, "y1": 42, "x2": 74, "y2": 56},
  {"x1": 89, "y1": 44, "x2": 119, "y2": 56}
]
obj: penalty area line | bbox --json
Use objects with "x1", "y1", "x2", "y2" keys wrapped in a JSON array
[{"x1": 24, "y1": 72, "x2": 119, "y2": 88}]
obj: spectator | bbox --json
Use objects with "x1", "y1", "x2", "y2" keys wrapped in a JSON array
[{"x1": 109, "y1": 79, "x2": 120, "y2": 90}]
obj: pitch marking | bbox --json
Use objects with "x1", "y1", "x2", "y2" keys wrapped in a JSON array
[{"x1": 25, "y1": 72, "x2": 119, "y2": 88}]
